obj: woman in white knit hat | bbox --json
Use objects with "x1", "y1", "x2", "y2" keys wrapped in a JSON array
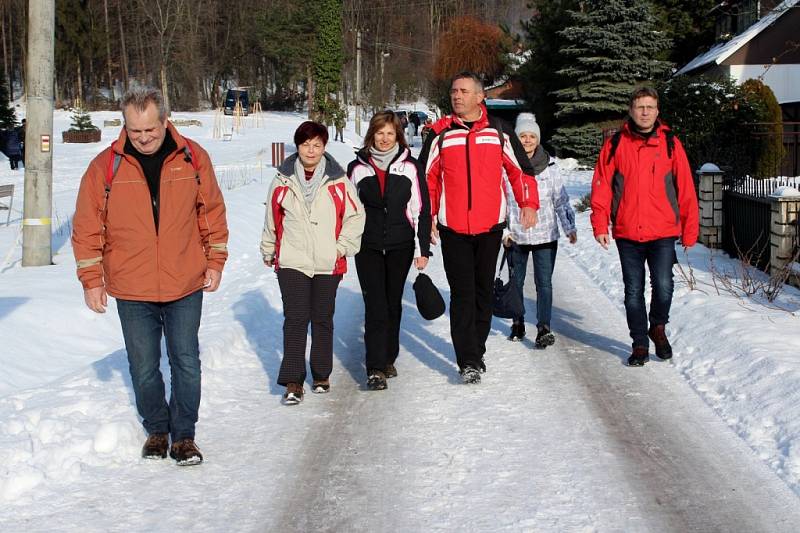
[{"x1": 503, "y1": 113, "x2": 577, "y2": 347}]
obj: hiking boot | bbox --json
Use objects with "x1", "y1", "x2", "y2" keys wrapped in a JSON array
[
  {"x1": 508, "y1": 321, "x2": 526, "y2": 342},
  {"x1": 627, "y1": 346, "x2": 649, "y2": 367},
  {"x1": 460, "y1": 365, "x2": 481, "y2": 384},
  {"x1": 384, "y1": 364, "x2": 398, "y2": 378},
  {"x1": 169, "y1": 438, "x2": 203, "y2": 466},
  {"x1": 312, "y1": 379, "x2": 330, "y2": 394},
  {"x1": 141, "y1": 433, "x2": 169, "y2": 460},
  {"x1": 283, "y1": 383, "x2": 304, "y2": 405},
  {"x1": 535, "y1": 325, "x2": 555, "y2": 349},
  {"x1": 367, "y1": 370, "x2": 388, "y2": 391},
  {"x1": 648, "y1": 324, "x2": 673, "y2": 360}
]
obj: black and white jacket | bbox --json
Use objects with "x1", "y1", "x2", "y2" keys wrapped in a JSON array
[{"x1": 347, "y1": 147, "x2": 432, "y2": 258}]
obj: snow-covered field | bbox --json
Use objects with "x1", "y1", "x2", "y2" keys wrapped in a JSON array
[{"x1": 1, "y1": 108, "x2": 799, "y2": 530}]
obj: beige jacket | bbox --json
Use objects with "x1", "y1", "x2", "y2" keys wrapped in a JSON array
[{"x1": 261, "y1": 153, "x2": 364, "y2": 277}]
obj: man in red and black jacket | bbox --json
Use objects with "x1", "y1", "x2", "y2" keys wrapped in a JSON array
[
  {"x1": 591, "y1": 87, "x2": 699, "y2": 367},
  {"x1": 418, "y1": 71, "x2": 539, "y2": 384}
]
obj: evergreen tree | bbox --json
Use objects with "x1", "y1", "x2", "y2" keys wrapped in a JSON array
[
  {"x1": 551, "y1": 0, "x2": 672, "y2": 161},
  {"x1": 69, "y1": 107, "x2": 97, "y2": 132},
  {"x1": 312, "y1": 0, "x2": 344, "y2": 125},
  {"x1": 648, "y1": 0, "x2": 717, "y2": 67},
  {"x1": 0, "y1": 72, "x2": 17, "y2": 129},
  {"x1": 520, "y1": 0, "x2": 580, "y2": 148}
]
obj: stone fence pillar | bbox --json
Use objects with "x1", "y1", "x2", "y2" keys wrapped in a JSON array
[
  {"x1": 769, "y1": 187, "x2": 800, "y2": 286},
  {"x1": 696, "y1": 163, "x2": 724, "y2": 248}
]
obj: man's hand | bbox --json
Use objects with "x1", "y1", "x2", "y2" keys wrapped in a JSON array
[
  {"x1": 84, "y1": 286, "x2": 107, "y2": 314},
  {"x1": 414, "y1": 256, "x2": 429, "y2": 270},
  {"x1": 520, "y1": 207, "x2": 537, "y2": 230},
  {"x1": 568, "y1": 232, "x2": 577, "y2": 244},
  {"x1": 203, "y1": 268, "x2": 222, "y2": 292},
  {"x1": 595, "y1": 234, "x2": 610, "y2": 249},
  {"x1": 431, "y1": 225, "x2": 440, "y2": 246}
]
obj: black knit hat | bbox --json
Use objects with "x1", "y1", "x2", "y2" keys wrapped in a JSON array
[{"x1": 413, "y1": 273, "x2": 445, "y2": 320}]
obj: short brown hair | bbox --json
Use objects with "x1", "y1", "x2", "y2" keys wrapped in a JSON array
[
  {"x1": 629, "y1": 86, "x2": 659, "y2": 108},
  {"x1": 294, "y1": 121, "x2": 329, "y2": 147},
  {"x1": 451, "y1": 71, "x2": 484, "y2": 92},
  {"x1": 362, "y1": 111, "x2": 407, "y2": 151}
]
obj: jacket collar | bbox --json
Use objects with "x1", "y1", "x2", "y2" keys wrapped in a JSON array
[
  {"x1": 278, "y1": 152, "x2": 345, "y2": 181},
  {"x1": 433, "y1": 103, "x2": 489, "y2": 134}
]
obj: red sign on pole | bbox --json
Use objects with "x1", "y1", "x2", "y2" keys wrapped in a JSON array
[{"x1": 271, "y1": 142, "x2": 285, "y2": 168}]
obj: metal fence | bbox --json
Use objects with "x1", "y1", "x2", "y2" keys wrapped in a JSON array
[{"x1": 721, "y1": 176, "x2": 779, "y2": 271}]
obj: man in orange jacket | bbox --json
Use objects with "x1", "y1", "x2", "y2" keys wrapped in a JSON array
[
  {"x1": 591, "y1": 87, "x2": 698, "y2": 367},
  {"x1": 72, "y1": 87, "x2": 228, "y2": 465}
]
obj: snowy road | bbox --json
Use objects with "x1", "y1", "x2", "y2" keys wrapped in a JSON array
[{"x1": 260, "y1": 249, "x2": 800, "y2": 532}]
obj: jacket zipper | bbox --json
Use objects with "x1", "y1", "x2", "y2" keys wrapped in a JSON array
[{"x1": 465, "y1": 130, "x2": 473, "y2": 211}]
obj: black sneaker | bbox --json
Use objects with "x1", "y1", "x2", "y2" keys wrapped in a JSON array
[
  {"x1": 141, "y1": 433, "x2": 169, "y2": 459},
  {"x1": 367, "y1": 370, "x2": 388, "y2": 390},
  {"x1": 384, "y1": 364, "x2": 398, "y2": 379},
  {"x1": 508, "y1": 322, "x2": 526, "y2": 341},
  {"x1": 460, "y1": 366, "x2": 481, "y2": 384},
  {"x1": 535, "y1": 325, "x2": 555, "y2": 349},
  {"x1": 169, "y1": 438, "x2": 203, "y2": 466},
  {"x1": 648, "y1": 324, "x2": 673, "y2": 360},
  {"x1": 283, "y1": 383, "x2": 304, "y2": 405},
  {"x1": 627, "y1": 346, "x2": 649, "y2": 367}
]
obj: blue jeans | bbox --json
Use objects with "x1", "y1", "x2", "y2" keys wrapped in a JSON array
[
  {"x1": 616, "y1": 238, "x2": 677, "y2": 349},
  {"x1": 509, "y1": 241, "x2": 558, "y2": 327},
  {"x1": 116, "y1": 290, "x2": 203, "y2": 441}
]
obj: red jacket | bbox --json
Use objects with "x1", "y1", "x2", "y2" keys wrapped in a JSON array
[
  {"x1": 590, "y1": 121, "x2": 698, "y2": 246},
  {"x1": 420, "y1": 105, "x2": 539, "y2": 235}
]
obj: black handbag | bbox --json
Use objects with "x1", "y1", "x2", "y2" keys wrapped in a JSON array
[{"x1": 492, "y1": 248, "x2": 523, "y2": 319}]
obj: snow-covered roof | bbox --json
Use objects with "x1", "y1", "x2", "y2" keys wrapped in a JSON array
[{"x1": 676, "y1": 0, "x2": 799, "y2": 75}]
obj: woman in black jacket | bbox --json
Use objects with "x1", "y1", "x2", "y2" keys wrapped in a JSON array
[{"x1": 347, "y1": 111, "x2": 432, "y2": 390}]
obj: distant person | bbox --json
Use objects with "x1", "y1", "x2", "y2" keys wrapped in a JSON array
[
  {"x1": 72, "y1": 87, "x2": 229, "y2": 465},
  {"x1": 18, "y1": 118, "x2": 25, "y2": 166},
  {"x1": 503, "y1": 113, "x2": 576, "y2": 347},
  {"x1": 347, "y1": 111, "x2": 431, "y2": 390},
  {"x1": 409, "y1": 112, "x2": 421, "y2": 137},
  {"x1": 261, "y1": 121, "x2": 365, "y2": 405},
  {"x1": 418, "y1": 71, "x2": 539, "y2": 384},
  {"x1": 4, "y1": 124, "x2": 21, "y2": 170},
  {"x1": 591, "y1": 87, "x2": 698, "y2": 366},
  {"x1": 334, "y1": 106, "x2": 346, "y2": 142}
]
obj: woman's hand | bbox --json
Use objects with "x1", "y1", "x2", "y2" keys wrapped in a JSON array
[
  {"x1": 414, "y1": 256, "x2": 429, "y2": 270},
  {"x1": 502, "y1": 235, "x2": 514, "y2": 248},
  {"x1": 568, "y1": 232, "x2": 577, "y2": 244},
  {"x1": 264, "y1": 257, "x2": 274, "y2": 267}
]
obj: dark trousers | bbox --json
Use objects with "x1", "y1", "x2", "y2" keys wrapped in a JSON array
[
  {"x1": 440, "y1": 227, "x2": 502, "y2": 370},
  {"x1": 9, "y1": 156, "x2": 20, "y2": 170},
  {"x1": 355, "y1": 245, "x2": 414, "y2": 373},
  {"x1": 616, "y1": 237, "x2": 677, "y2": 349},
  {"x1": 509, "y1": 241, "x2": 558, "y2": 327},
  {"x1": 276, "y1": 268, "x2": 341, "y2": 385},
  {"x1": 116, "y1": 290, "x2": 203, "y2": 441}
]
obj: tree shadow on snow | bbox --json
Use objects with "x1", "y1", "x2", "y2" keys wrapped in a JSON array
[
  {"x1": 232, "y1": 289, "x2": 284, "y2": 396},
  {"x1": 0, "y1": 296, "x2": 28, "y2": 320}
]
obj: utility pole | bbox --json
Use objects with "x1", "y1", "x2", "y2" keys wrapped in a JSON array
[
  {"x1": 355, "y1": 29, "x2": 362, "y2": 136},
  {"x1": 22, "y1": 0, "x2": 54, "y2": 267}
]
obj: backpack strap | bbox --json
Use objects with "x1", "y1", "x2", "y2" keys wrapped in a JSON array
[
  {"x1": 665, "y1": 129, "x2": 675, "y2": 159},
  {"x1": 105, "y1": 142, "x2": 122, "y2": 192},
  {"x1": 606, "y1": 130, "x2": 623, "y2": 165}
]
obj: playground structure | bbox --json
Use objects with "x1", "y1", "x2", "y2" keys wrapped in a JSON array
[{"x1": 213, "y1": 100, "x2": 264, "y2": 140}]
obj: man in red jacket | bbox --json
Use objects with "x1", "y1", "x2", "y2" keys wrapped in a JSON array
[
  {"x1": 419, "y1": 71, "x2": 539, "y2": 383},
  {"x1": 591, "y1": 87, "x2": 699, "y2": 366}
]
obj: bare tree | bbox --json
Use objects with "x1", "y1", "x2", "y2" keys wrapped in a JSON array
[{"x1": 136, "y1": 0, "x2": 187, "y2": 113}]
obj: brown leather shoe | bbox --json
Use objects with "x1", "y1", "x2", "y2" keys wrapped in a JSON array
[
  {"x1": 627, "y1": 346, "x2": 649, "y2": 367},
  {"x1": 169, "y1": 438, "x2": 203, "y2": 466},
  {"x1": 283, "y1": 382, "x2": 304, "y2": 405},
  {"x1": 648, "y1": 324, "x2": 673, "y2": 360},
  {"x1": 142, "y1": 433, "x2": 169, "y2": 459},
  {"x1": 383, "y1": 364, "x2": 398, "y2": 378}
]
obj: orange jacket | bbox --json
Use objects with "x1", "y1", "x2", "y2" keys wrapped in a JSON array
[{"x1": 72, "y1": 123, "x2": 228, "y2": 302}]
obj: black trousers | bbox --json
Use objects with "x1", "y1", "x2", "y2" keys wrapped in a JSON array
[
  {"x1": 440, "y1": 227, "x2": 502, "y2": 370},
  {"x1": 355, "y1": 245, "x2": 414, "y2": 374},
  {"x1": 276, "y1": 268, "x2": 341, "y2": 386}
]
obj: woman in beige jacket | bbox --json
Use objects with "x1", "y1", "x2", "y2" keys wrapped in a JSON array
[{"x1": 261, "y1": 121, "x2": 365, "y2": 405}]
